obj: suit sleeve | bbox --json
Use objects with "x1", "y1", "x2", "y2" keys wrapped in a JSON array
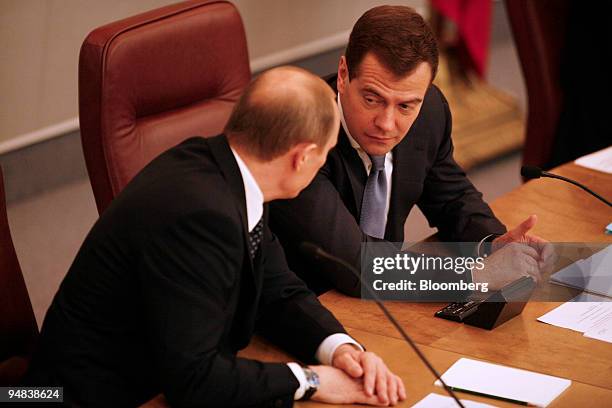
[
  {"x1": 417, "y1": 87, "x2": 507, "y2": 242},
  {"x1": 138, "y1": 210, "x2": 297, "y2": 408},
  {"x1": 255, "y1": 219, "x2": 348, "y2": 364}
]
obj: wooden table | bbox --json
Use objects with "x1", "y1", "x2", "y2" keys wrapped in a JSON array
[{"x1": 145, "y1": 162, "x2": 612, "y2": 407}]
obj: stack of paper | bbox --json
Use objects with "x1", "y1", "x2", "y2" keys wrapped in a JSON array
[
  {"x1": 435, "y1": 358, "x2": 571, "y2": 408},
  {"x1": 574, "y1": 145, "x2": 612, "y2": 174},
  {"x1": 537, "y1": 293, "x2": 612, "y2": 343}
]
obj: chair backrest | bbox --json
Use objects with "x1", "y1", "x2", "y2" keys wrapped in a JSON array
[
  {"x1": 79, "y1": 0, "x2": 251, "y2": 213},
  {"x1": 0, "y1": 166, "x2": 38, "y2": 385},
  {"x1": 505, "y1": 0, "x2": 570, "y2": 169}
]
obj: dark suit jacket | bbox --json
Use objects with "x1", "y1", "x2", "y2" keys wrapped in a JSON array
[
  {"x1": 25, "y1": 135, "x2": 346, "y2": 407},
  {"x1": 269, "y1": 76, "x2": 506, "y2": 296}
]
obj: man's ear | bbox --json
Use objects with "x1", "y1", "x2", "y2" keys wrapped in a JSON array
[
  {"x1": 291, "y1": 142, "x2": 318, "y2": 171},
  {"x1": 337, "y1": 56, "x2": 348, "y2": 94}
]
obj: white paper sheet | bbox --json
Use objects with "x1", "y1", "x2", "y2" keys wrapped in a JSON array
[
  {"x1": 574, "y1": 145, "x2": 612, "y2": 174},
  {"x1": 411, "y1": 393, "x2": 497, "y2": 408},
  {"x1": 434, "y1": 358, "x2": 571, "y2": 408},
  {"x1": 537, "y1": 297, "x2": 612, "y2": 331},
  {"x1": 537, "y1": 293, "x2": 612, "y2": 343}
]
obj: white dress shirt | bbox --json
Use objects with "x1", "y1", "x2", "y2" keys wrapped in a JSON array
[
  {"x1": 231, "y1": 148, "x2": 364, "y2": 399},
  {"x1": 338, "y1": 94, "x2": 393, "y2": 228}
]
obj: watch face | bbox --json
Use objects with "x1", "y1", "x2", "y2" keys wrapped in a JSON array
[
  {"x1": 304, "y1": 367, "x2": 320, "y2": 387},
  {"x1": 308, "y1": 369, "x2": 320, "y2": 387}
]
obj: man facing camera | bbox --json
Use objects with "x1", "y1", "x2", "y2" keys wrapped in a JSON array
[
  {"x1": 25, "y1": 67, "x2": 405, "y2": 407},
  {"x1": 270, "y1": 6, "x2": 549, "y2": 296}
]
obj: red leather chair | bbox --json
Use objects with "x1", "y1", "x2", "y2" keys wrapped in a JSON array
[
  {"x1": 0, "y1": 166, "x2": 38, "y2": 386},
  {"x1": 505, "y1": 0, "x2": 570, "y2": 169},
  {"x1": 79, "y1": 0, "x2": 251, "y2": 214}
]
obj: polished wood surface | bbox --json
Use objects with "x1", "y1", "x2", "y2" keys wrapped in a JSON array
[{"x1": 319, "y1": 294, "x2": 612, "y2": 390}]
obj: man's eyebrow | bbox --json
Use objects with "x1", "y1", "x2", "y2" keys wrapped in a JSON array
[
  {"x1": 362, "y1": 86, "x2": 383, "y2": 97},
  {"x1": 362, "y1": 86, "x2": 423, "y2": 104},
  {"x1": 401, "y1": 97, "x2": 423, "y2": 104}
]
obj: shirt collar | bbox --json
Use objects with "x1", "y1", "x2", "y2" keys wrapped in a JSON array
[{"x1": 230, "y1": 148, "x2": 264, "y2": 232}]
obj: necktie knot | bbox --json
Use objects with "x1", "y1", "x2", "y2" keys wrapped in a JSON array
[{"x1": 369, "y1": 154, "x2": 386, "y2": 172}]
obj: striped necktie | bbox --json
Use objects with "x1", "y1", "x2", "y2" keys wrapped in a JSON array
[{"x1": 359, "y1": 154, "x2": 387, "y2": 239}]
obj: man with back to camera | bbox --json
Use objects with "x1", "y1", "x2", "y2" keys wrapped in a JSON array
[
  {"x1": 270, "y1": 6, "x2": 551, "y2": 296},
  {"x1": 25, "y1": 67, "x2": 405, "y2": 407}
]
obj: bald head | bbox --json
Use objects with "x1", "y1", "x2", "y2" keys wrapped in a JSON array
[{"x1": 225, "y1": 66, "x2": 338, "y2": 161}]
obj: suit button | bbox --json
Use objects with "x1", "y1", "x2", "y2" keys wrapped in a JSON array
[{"x1": 274, "y1": 399, "x2": 283, "y2": 408}]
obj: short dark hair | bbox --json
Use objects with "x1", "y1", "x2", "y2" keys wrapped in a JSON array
[
  {"x1": 345, "y1": 5, "x2": 439, "y2": 80},
  {"x1": 225, "y1": 67, "x2": 337, "y2": 161}
]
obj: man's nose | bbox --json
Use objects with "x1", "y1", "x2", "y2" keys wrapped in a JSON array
[{"x1": 374, "y1": 106, "x2": 395, "y2": 133}]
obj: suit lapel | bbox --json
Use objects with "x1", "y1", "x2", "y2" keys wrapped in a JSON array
[
  {"x1": 206, "y1": 135, "x2": 255, "y2": 273},
  {"x1": 387, "y1": 142, "x2": 407, "y2": 240},
  {"x1": 206, "y1": 134, "x2": 262, "y2": 350},
  {"x1": 337, "y1": 127, "x2": 368, "y2": 218},
  {"x1": 386, "y1": 115, "x2": 430, "y2": 241}
]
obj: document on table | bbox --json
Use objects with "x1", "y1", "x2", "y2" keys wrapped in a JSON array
[
  {"x1": 574, "y1": 145, "x2": 612, "y2": 174},
  {"x1": 538, "y1": 293, "x2": 612, "y2": 343},
  {"x1": 434, "y1": 358, "x2": 571, "y2": 408},
  {"x1": 411, "y1": 393, "x2": 497, "y2": 408},
  {"x1": 549, "y1": 245, "x2": 612, "y2": 298}
]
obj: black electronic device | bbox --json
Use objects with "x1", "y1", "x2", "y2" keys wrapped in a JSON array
[
  {"x1": 435, "y1": 276, "x2": 536, "y2": 330},
  {"x1": 435, "y1": 299, "x2": 482, "y2": 322}
]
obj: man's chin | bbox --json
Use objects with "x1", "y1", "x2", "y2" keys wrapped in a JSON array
[
  {"x1": 362, "y1": 141, "x2": 395, "y2": 156},
  {"x1": 286, "y1": 189, "x2": 301, "y2": 199},
  {"x1": 358, "y1": 134, "x2": 398, "y2": 155}
]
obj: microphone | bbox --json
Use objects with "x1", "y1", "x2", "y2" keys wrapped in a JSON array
[
  {"x1": 300, "y1": 242, "x2": 466, "y2": 408},
  {"x1": 521, "y1": 165, "x2": 611, "y2": 207}
]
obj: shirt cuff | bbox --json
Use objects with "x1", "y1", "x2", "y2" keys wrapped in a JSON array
[
  {"x1": 315, "y1": 333, "x2": 364, "y2": 366},
  {"x1": 287, "y1": 362, "x2": 307, "y2": 400}
]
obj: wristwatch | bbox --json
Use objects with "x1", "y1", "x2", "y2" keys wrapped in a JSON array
[{"x1": 298, "y1": 366, "x2": 320, "y2": 401}]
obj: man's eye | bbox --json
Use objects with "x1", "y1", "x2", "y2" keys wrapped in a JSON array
[{"x1": 364, "y1": 97, "x2": 377, "y2": 105}]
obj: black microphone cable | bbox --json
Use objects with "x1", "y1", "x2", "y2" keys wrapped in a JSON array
[{"x1": 521, "y1": 165, "x2": 611, "y2": 207}]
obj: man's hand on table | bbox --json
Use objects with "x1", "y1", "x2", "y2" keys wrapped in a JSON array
[
  {"x1": 492, "y1": 214, "x2": 555, "y2": 269},
  {"x1": 473, "y1": 215, "x2": 557, "y2": 291},
  {"x1": 314, "y1": 343, "x2": 406, "y2": 406},
  {"x1": 474, "y1": 242, "x2": 542, "y2": 290},
  {"x1": 308, "y1": 365, "x2": 390, "y2": 406}
]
